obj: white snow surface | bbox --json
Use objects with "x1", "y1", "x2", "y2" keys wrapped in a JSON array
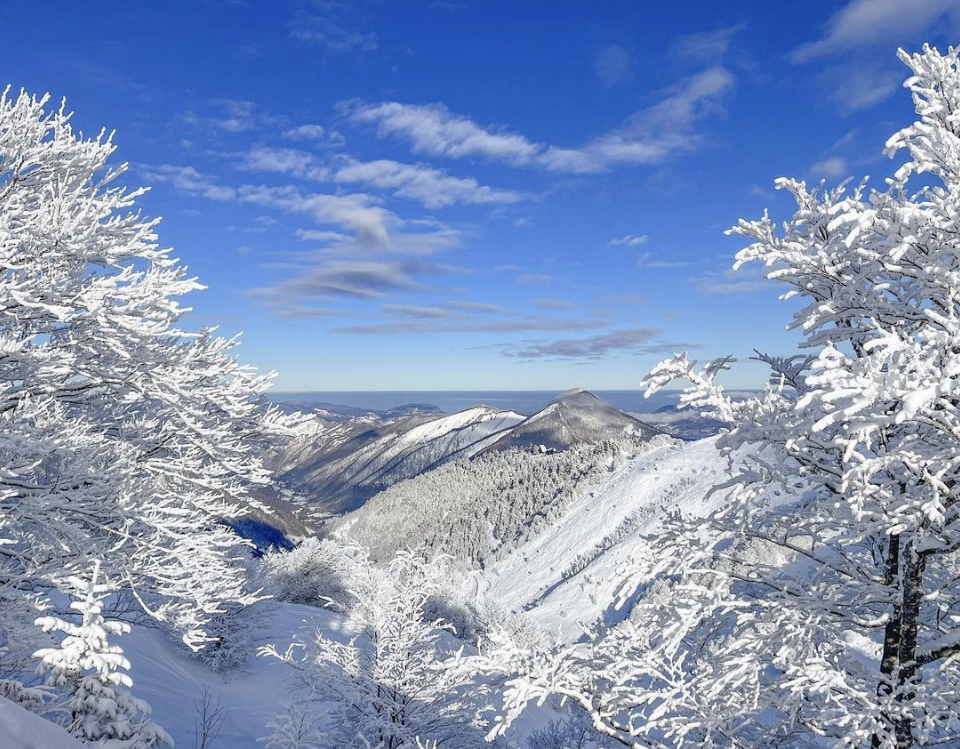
[
  {"x1": 482, "y1": 436, "x2": 733, "y2": 639},
  {"x1": 400, "y1": 406, "x2": 521, "y2": 445},
  {"x1": 0, "y1": 697, "x2": 85, "y2": 749},
  {"x1": 120, "y1": 603, "x2": 356, "y2": 749}
]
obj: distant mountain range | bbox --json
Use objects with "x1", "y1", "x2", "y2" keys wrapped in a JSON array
[{"x1": 273, "y1": 389, "x2": 666, "y2": 516}]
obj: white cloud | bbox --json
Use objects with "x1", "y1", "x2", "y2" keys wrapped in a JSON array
[
  {"x1": 829, "y1": 67, "x2": 899, "y2": 112},
  {"x1": 240, "y1": 145, "x2": 330, "y2": 181},
  {"x1": 445, "y1": 300, "x2": 510, "y2": 314},
  {"x1": 283, "y1": 124, "x2": 327, "y2": 140},
  {"x1": 791, "y1": 0, "x2": 960, "y2": 62},
  {"x1": 595, "y1": 44, "x2": 635, "y2": 88},
  {"x1": 609, "y1": 234, "x2": 648, "y2": 247},
  {"x1": 504, "y1": 327, "x2": 680, "y2": 360},
  {"x1": 347, "y1": 64, "x2": 734, "y2": 175},
  {"x1": 670, "y1": 23, "x2": 745, "y2": 64},
  {"x1": 237, "y1": 184, "x2": 394, "y2": 247},
  {"x1": 256, "y1": 260, "x2": 432, "y2": 302},
  {"x1": 694, "y1": 265, "x2": 770, "y2": 295},
  {"x1": 140, "y1": 165, "x2": 236, "y2": 202},
  {"x1": 383, "y1": 304, "x2": 460, "y2": 319},
  {"x1": 539, "y1": 67, "x2": 736, "y2": 173},
  {"x1": 282, "y1": 123, "x2": 346, "y2": 147},
  {"x1": 789, "y1": 0, "x2": 960, "y2": 111},
  {"x1": 810, "y1": 156, "x2": 849, "y2": 179},
  {"x1": 346, "y1": 101, "x2": 541, "y2": 164},
  {"x1": 182, "y1": 99, "x2": 279, "y2": 134},
  {"x1": 289, "y1": 10, "x2": 378, "y2": 53},
  {"x1": 333, "y1": 158, "x2": 522, "y2": 209}
]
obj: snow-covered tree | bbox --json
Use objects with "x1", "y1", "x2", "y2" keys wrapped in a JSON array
[
  {"x1": 34, "y1": 564, "x2": 172, "y2": 748},
  {"x1": 0, "y1": 87, "x2": 294, "y2": 655},
  {"x1": 479, "y1": 43, "x2": 960, "y2": 749},
  {"x1": 263, "y1": 549, "x2": 492, "y2": 749},
  {"x1": 260, "y1": 698, "x2": 328, "y2": 749}
]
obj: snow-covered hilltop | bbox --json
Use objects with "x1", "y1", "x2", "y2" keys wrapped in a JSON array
[{"x1": 474, "y1": 387, "x2": 662, "y2": 455}]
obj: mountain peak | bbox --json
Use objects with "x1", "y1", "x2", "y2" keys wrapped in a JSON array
[
  {"x1": 480, "y1": 389, "x2": 660, "y2": 454},
  {"x1": 550, "y1": 387, "x2": 600, "y2": 405}
]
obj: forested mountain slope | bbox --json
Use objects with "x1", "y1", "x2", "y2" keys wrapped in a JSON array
[{"x1": 334, "y1": 433, "x2": 674, "y2": 566}]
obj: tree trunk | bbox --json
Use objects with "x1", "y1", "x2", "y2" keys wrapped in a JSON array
[
  {"x1": 873, "y1": 533, "x2": 926, "y2": 749},
  {"x1": 874, "y1": 534, "x2": 901, "y2": 749}
]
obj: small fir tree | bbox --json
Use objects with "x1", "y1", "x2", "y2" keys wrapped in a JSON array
[{"x1": 34, "y1": 564, "x2": 172, "y2": 748}]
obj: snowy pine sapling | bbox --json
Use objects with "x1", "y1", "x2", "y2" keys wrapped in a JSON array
[
  {"x1": 34, "y1": 564, "x2": 172, "y2": 748},
  {"x1": 479, "y1": 43, "x2": 960, "y2": 749}
]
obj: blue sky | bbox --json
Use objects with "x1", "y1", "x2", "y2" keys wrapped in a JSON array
[{"x1": 4, "y1": 0, "x2": 960, "y2": 390}]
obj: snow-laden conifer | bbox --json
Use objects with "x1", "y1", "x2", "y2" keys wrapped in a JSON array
[
  {"x1": 34, "y1": 564, "x2": 172, "y2": 748},
  {"x1": 263, "y1": 550, "x2": 493, "y2": 749}
]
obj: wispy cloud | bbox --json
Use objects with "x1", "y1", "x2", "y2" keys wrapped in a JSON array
[
  {"x1": 383, "y1": 304, "x2": 461, "y2": 319},
  {"x1": 346, "y1": 63, "x2": 735, "y2": 175},
  {"x1": 533, "y1": 298, "x2": 574, "y2": 310},
  {"x1": 670, "y1": 23, "x2": 745, "y2": 65},
  {"x1": 237, "y1": 184, "x2": 396, "y2": 247},
  {"x1": 609, "y1": 234, "x2": 648, "y2": 247},
  {"x1": 333, "y1": 315, "x2": 606, "y2": 335},
  {"x1": 139, "y1": 165, "x2": 236, "y2": 201},
  {"x1": 182, "y1": 99, "x2": 280, "y2": 134},
  {"x1": 538, "y1": 67, "x2": 735, "y2": 173},
  {"x1": 595, "y1": 44, "x2": 635, "y2": 87},
  {"x1": 239, "y1": 146, "x2": 520, "y2": 211},
  {"x1": 333, "y1": 158, "x2": 522, "y2": 209},
  {"x1": 445, "y1": 300, "x2": 510, "y2": 314},
  {"x1": 515, "y1": 273, "x2": 555, "y2": 286},
  {"x1": 289, "y1": 8, "x2": 378, "y2": 53},
  {"x1": 810, "y1": 155, "x2": 849, "y2": 179},
  {"x1": 789, "y1": 0, "x2": 960, "y2": 112},
  {"x1": 346, "y1": 101, "x2": 540, "y2": 164},
  {"x1": 601, "y1": 294, "x2": 649, "y2": 304},
  {"x1": 240, "y1": 145, "x2": 331, "y2": 180},
  {"x1": 694, "y1": 265, "x2": 770, "y2": 295},
  {"x1": 282, "y1": 124, "x2": 345, "y2": 147},
  {"x1": 504, "y1": 327, "x2": 693, "y2": 360},
  {"x1": 790, "y1": 0, "x2": 959, "y2": 62},
  {"x1": 254, "y1": 260, "x2": 437, "y2": 303}
]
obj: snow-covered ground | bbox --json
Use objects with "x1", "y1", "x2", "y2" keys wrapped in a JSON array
[
  {"x1": 0, "y1": 697, "x2": 85, "y2": 749},
  {"x1": 122, "y1": 603, "x2": 356, "y2": 749}
]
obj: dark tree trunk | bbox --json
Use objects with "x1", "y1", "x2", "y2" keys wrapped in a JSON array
[{"x1": 873, "y1": 533, "x2": 926, "y2": 749}]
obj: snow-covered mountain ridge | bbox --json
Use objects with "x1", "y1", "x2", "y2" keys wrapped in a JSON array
[
  {"x1": 274, "y1": 389, "x2": 663, "y2": 518},
  {"x1": 276, "y1": 404, "x2": 527, "y2": 515}
]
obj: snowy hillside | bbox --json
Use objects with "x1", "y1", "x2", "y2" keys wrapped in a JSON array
[
  {"x1": 334, "y1": 435, "x2": 675, "y2": 566},
  {"x1": 276, "y1": 405, "x2": 526, "y2": 514},
  {"x1": 481, "y1": 436, "x2": 733, "y2": 639}
]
